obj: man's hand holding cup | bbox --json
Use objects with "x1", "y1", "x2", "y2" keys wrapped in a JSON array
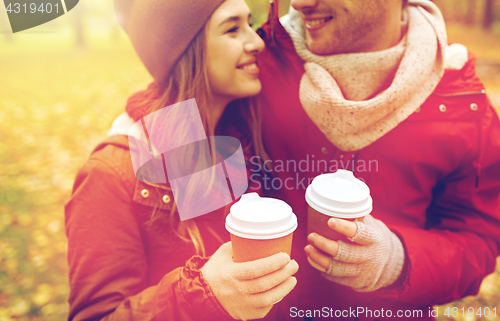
[
  {"x1": 305, "y1": 215, "x2": 405, "y2": 292},
  {"x1": 305, "y1": 170, "x2": 405, "y2": 292}
]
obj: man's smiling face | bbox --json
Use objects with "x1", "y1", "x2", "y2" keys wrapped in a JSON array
[{"x1": 290, "y1": 0, "x2": 403, "y2": 55}]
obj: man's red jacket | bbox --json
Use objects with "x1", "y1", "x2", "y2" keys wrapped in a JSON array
[{"x1": 255, "y1": 1, "x2": 500, "y2": 320}]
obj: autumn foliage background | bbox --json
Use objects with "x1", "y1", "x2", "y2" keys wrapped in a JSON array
[{"x1": 0, "y1": 0, "x2": 499, "y2": 320}]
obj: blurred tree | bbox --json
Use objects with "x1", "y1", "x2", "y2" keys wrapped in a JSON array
[
  {"x1": 245, "y1": 0, "x2": 290, "y2": 28},
  {"x1": 111, "y1": 24, "x2": 121, "y2": 42},
  {"x1": 280, "y1": 0, "x2": 291, "y2": 16},
  {"x1": 484, "y1": 0, "x2": 495, "y2": 30},
  {"x1": 432, "y1": 0, "x2": 446, "y2": 18},
  {"x1": 71, "y1": 1, "x2": 86, "y2": 48},
  {"x1": 465, "y1": 0, "x2": 475, "y2": 26},
  {"x1": 1, "y1": 7, "x2": 13, "y2": 41}
]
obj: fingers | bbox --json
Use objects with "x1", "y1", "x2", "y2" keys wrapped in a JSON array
[
  {"x1": 233, "y1": 277, "x2": 297, "y2": 320},
  {"x1": 245, "y1": 260, "x2": 299, "y2": 294},
  {"x1": 234, "y1": 252, "x2": 291, "y2": 280},
  {"x1": 349, "y1": 218, "x2": 383, "y2": 245},
  {"x1": 328, "y1": 218, "x2": 357, "y2": 238},
  {"x1": 334, "y1": 241, "x2": 374, "y2": 263},
  {"x1": 304, "y1": 244, "x2": 330, "y2": 272},
  {"x1": 307, "y1": 233, "x2": 339, "y2": 257},
  {"x1": 326, "y1": 260, "x2": 362, "y2": 277},
  {"x1": 306, "y1": 256, "x2": 326, "y2": 273},
  {"x1": 249, "y1": 276, "x2": 297, "y2": 309}
]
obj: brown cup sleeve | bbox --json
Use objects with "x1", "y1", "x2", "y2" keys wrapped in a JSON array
[{"x1": 231, "y1": 233, "x2": 293, "y2": 263}]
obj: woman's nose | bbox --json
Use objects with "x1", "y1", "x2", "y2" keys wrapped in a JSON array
[
  {"x1": 291, "y1": 0, "x2": 319, "y2": 11},
  {"x1": 244, "y1": 30, "x2": 265, "y2": 54}
]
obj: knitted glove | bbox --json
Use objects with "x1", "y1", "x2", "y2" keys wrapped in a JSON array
[
  {"x1": 321, "y1": 215, "x2": 405, "y2": 292},
  {"x1": 200, "y1": 242, "x2": 298, "y2": 320}
]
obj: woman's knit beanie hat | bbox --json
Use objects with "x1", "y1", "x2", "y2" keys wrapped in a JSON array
[{"x1": 114, "y1": 0, "x2": 225, "y2": 85}]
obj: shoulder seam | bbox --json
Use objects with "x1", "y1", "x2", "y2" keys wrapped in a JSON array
[{"x1": 86, "y1": 156, "x2": 134, "y2": 198}]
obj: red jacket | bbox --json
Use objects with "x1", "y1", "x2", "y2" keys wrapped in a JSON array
[
  {"x1": 255, "y1": 2, "x2": 500, "y2": 320},
  {"x1": 65, "y1": 96, "x2": 274, "y2": 320},
  {"x1": 65, "y1": 135, "x2": 236, "y2": 321}
]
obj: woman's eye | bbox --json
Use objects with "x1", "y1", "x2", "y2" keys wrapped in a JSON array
[{"x1": 226, "y1": 27, "x2": 239, "y2": 33}]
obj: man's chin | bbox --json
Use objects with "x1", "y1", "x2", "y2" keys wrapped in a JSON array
[{"x1": 305, "y1": 38, "x2": 336, "y2": 56}]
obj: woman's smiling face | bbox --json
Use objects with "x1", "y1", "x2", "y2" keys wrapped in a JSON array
[{"x1": 205, "y1": 0, "x2": 265, "y2": 104}]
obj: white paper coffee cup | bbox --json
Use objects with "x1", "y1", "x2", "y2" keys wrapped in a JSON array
[
  {"x1": 305, "y1": 169, "x2": 372, "y2": 241},
  {"x1": 226, "y1": 193, "x2": 298, "y2": 262}
]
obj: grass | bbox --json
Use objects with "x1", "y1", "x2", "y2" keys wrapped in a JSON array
[{"x1": 0, "y1": 31, "x2": 152, "y2": 320}]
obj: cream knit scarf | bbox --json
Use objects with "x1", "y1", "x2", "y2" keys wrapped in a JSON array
[{"x1": 282, "y1": 0, "x2": 468, "y2": 151}]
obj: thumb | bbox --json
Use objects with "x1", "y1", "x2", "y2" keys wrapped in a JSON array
[
  {"x1": 218, "y1": 241, "x2": 233, "y2": 255},
  {"x1": 211, "y1": 241, "x2": 234, "y2": 262}
]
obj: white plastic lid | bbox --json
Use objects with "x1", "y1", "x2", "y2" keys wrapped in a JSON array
[
  {"x1": 226, "y1": 193, "x2": 298, "y2": 240},
  {"x1": 305, "y1": 169, "x2": 372, "y2": 219}
]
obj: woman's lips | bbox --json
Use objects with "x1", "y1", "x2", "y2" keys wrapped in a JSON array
[
  {"x1": 305, "y1": 16, "x2": 333, "y2": 31},
  {"x1": 237, "y1": 62, "x2": 259, "y2": 76}
]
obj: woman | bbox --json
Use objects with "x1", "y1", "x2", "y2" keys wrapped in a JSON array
[{"x1": 65, "y1": 0, "x2": 298, "y2": 320}]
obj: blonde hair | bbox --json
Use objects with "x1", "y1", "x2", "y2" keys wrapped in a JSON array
[{"x1": 143, "y1": 24, "x2": 268, "y2": 256}]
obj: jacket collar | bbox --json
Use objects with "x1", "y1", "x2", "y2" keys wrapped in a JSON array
[{"x1": 92, "y1": 135, "x2": 173, "y2": 211}]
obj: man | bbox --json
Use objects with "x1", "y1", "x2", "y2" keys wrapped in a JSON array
[{"x1": 256, "y1": 0, "x2": 500, "y2": 319}]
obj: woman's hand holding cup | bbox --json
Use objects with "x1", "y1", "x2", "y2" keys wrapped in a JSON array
[
  {"x1": 200, "y1": 242, "x2": 298, "y2": 321},
  {"x1": 203, "y1": 193, "x2": 299, "y2": 320}
]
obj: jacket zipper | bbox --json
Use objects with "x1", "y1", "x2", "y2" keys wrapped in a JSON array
[{"x1": 434, "y1": 89, "x2": 486, "y2": 97}]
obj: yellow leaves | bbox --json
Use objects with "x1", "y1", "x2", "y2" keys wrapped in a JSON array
[
  {"x1": 31, "y1": 230, "x2": 49, "y2": 247},
  {"x1": 9, "y1": 299, "x2": 29, "y2": 317},
  {"x1": 0, "y1": 3, "x2": 152, "y2": 321},
  {"x1": 53, "y1": 102, "x2": 69, "y2": 115},
  {"x1": 17, "y1": 215, "x2": 32, "y2": 227},
  {"x1": 41, "y1": 303, "x2": 69, "y2": 317},
  {"x1": 32, "y1": 284, "x2": 52, "y2": 306},
  {"x1": 1, "y1": 243, "x2": 17, "y2": 260},
  {"x1": 5, "y1": 260, "x2": 18, "y2": 272},
  {"x1": 78, "y1": 115, "x2": 91, "y2": 128},
  {"x1": 20, "y1": 277, "x2": 34, "y2": 290},
  {"x1": 477, "y1": 259, "x2": 500, "y2": 303},
  {"x1": 0, "y1": 214, "x2": 13, "y2": 233},
  {"x1": 0, "y1": 243, "x2": 20, "y2": 274},
  {"x1": 40, "y1": 303, "x2": 57, "y2": 316},
  {"x1": 31, "y1": 254, "x2": 45, "y2": 267},
  {"x1": 478, "y1": 277, "x2": 496, "y2": 302},
  {"x1": 47, "y1": 220, "x2": 60, "y2": 233}
]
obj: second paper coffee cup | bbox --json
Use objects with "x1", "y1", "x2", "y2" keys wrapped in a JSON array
[
  {"x1": 226, "y1": 193, "x2": 298, "y2": 262},
  {"x1": 305, "y1": 169, "x2": 372, "y2": 242}
]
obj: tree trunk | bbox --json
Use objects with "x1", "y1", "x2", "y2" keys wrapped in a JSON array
[
  {"x1": 72, "y1": 4, "x2": 86, "y2": 48},
  {"x1": 1, "y1": 10, "x2": 13, "y2": 41},
  {"x1": 432, "y1": 0, "x2": 448, "y2": 21},
  {"x1": 483, "y1": 0, "x2": 495, "y2": 30},
  {"x1": 4, "y1": 32, "x2": 13, "y2": 42},
  {"x1": 465, "y1": 0, "x2": 475, "y2": 26}
]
